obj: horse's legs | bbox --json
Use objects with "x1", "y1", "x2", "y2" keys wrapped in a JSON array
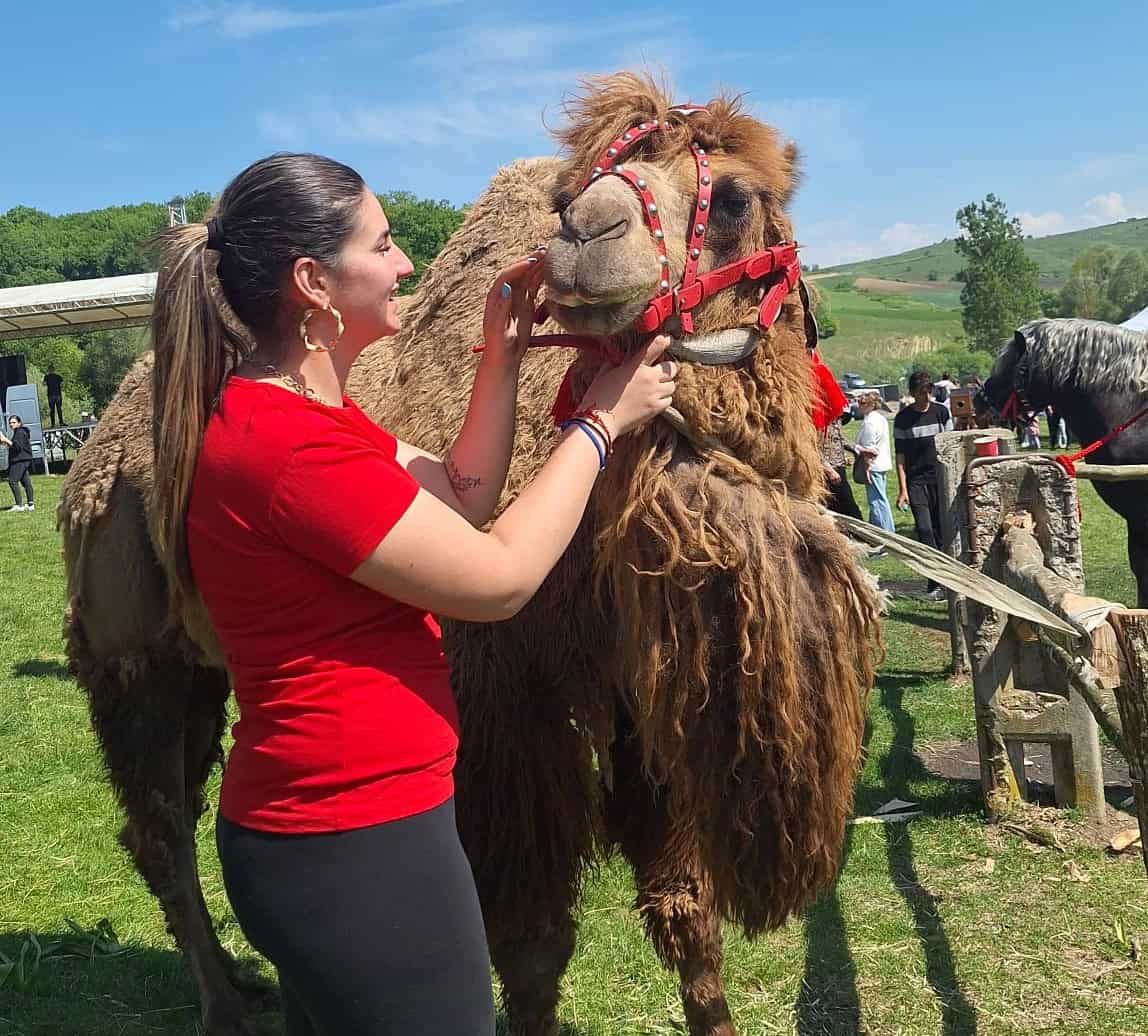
[
  {"x1": 1128, "y1": 518, "x2": 1148, "y2": 609},
  {"x1": 607, "y1": 732, "x2": 736, "y2": 1036},
  {"x1": 83, "y1": 645, "x2": 251, "y2": 1036}
]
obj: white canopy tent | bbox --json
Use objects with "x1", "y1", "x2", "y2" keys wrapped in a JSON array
[
  {"x1": 1122, "y1": 304, "x2": 1148, "y2": 333},
  {"x1": 0, "y1": 272, "x2": 156, "y2": 342}
]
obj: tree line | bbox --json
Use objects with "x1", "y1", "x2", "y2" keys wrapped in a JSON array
[{"x1": 1, "y1": 192, "x2": 466, "y2": 415}]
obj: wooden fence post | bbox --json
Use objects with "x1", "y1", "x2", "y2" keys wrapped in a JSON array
[
  {"x1": 936, "y1": 427, "x2": 1015, "y2": 674},
  {"x1": 963, "y1": 455, "x2": 1105, "y2": 821},
  {"x1": 1108, "y1": 611, "x2": 1148, "y2": 878}
]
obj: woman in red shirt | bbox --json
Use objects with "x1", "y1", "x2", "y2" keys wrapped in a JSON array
[{"x1": 150, "y1": 153, "x2": 675, "y2": 1035}]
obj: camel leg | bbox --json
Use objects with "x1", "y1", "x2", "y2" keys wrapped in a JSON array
[
  {"x1": 452, "y1": 657, "x2": 598, "y2": 1036},
  {"x1": 607, "y1": 730, "x2": 736, "y2": 1036},
  {"x1": 85, "y1": 649, "x2": 253, "y2": 1036}
]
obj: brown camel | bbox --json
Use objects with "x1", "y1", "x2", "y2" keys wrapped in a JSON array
[{"x1": 60, "y1": 73, "x2": 880, "y2": 1036}]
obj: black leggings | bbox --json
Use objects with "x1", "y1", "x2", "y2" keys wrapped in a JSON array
[
  {"x1": 7, "y1": 462, "x2": 33, "y2": 506},
  {"x1": 216, "y1": 798, "x2": 495, "y2": 1036}
]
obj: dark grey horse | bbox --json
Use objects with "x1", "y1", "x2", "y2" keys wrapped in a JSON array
[{"x1": 982, "y1": 318, "x2": 1148, "y2": 607}]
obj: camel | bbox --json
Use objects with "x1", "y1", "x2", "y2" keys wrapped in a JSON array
[{"x1": 60, "y1": 73, "x2": 880, "y2": 1036}]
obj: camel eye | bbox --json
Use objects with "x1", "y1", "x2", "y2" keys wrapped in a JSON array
[{"x1": 711, "y1": 179, "x2": 751, "y2": 221}]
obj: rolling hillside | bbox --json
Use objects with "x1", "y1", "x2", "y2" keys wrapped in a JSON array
[{"x1": 821, "y1": 217, "x2": 1148, "y2": 288}]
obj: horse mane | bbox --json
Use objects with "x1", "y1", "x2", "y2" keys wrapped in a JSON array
[{"x1": 1018, "y1": 317, "x2": 1148, "y2": 396}]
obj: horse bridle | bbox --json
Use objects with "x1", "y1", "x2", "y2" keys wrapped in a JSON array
[{"x1": 997, "y1": 345, "x2": 1034, "y2": 422}]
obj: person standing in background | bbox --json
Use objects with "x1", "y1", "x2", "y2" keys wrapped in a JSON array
[
  {"x1": 894, "y1": 370, "x2": 952, "y2": 600},
  {"x1": 854, "y1": 391, "x2": 895, "y2": 532},
  {"x1": 1, "y1": 415, "x2": 35, "y2": 512},
  {"x1": 44, "y1": 366, "x2": 64, "y2": 426}
]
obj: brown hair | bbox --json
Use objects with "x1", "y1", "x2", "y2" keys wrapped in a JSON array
[{"x1": 151, "y1": 152, "x2": 365, "y2": 621}]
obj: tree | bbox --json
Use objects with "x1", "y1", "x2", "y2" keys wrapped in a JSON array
[
  {"x1": 813, "y1": 290, "x2": 837, "y2": 338},
  {"x1": 77, "y1": 329, "x2": 148, "y2": 412},
  {"x1": 1107, "y1": 249, "x2": 1148, "y2": 321},
  {"x1": 954, "y1": 194, "x2": 1042, "y2": 351},
  {"x1": 1058, "y1": 246, "x2": 1119, "y2": 321},
  {"x1": 378, "y1": 192, "x2": 466, "y2": 291}
]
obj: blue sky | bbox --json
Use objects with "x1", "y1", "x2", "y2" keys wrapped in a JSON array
[{"x1": 3, "y1": 1, "x2": 1146, "y2": 268}]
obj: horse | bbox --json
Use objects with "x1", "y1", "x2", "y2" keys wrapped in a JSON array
[{"x1": 981, "y1": 317, "x2": 1148, "y2": 606}]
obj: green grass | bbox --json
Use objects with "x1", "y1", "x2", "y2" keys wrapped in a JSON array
[
  {"x1": 820, "y1": 217, "x2": 1148, "y2": 289},
  {"x1": 815, "y1": 282, "x2": 965, "y2": 378},
  {"x1": 2, "y1": 477, "x2": 1146, "y2": 1034}
]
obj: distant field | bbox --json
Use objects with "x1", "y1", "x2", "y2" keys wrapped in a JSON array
[
  {"x1": 814, "y1": 280, "x2": 964, "y2": 377},
  {"x1": 820, "y1": 217, "x2": 1148, "y2": 288}
]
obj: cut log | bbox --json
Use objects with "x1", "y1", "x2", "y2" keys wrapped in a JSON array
[{"x1": 1109, "y1": 610, "x2": 1148, "y2": 880}]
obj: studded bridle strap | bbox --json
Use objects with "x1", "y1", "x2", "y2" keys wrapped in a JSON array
[{"x1": 569, "y1": 110, "x2": 803, "y2": 339}]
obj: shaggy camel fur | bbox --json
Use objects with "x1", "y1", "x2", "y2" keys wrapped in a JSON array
[{"x1": 61, "y1": 73, "x2": 880, "y2": 1036}]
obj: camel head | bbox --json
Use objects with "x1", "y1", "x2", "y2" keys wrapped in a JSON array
[{"x1": 543, "y1": 73, "x2": 802, "y2": 345}]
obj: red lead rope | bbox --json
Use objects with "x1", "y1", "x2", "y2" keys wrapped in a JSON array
[{"x1": 1054, "y1": 403, "x2": 1148, "y2": 477}]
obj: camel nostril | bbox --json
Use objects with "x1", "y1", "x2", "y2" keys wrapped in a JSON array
[{"x1": 560, "y1": 207, "x2": 630, "y2": 245}]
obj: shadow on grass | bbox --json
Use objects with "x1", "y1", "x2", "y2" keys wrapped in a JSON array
[
  {"x1": 796, "y1": 669, "x2": 982, "y2": 1035},
  {"x1": 11, "y1": 658, "x2": 70, "y2": 680},
  {"x1": 795, "y1": 723, "x2": 870, "y2": 1035},
  {"x1": 0, "y1": 931, "x2": 216, "y2": 1035},
  {"x1": 496, "y1": 1018, "x2": 587, "y2": 1035},
  {"x1": 896, "y1": 611, "x2": 951, "y2": 636},
  {"x1": 877, "y1": 677, "x2": 978, "y2": 1036}
]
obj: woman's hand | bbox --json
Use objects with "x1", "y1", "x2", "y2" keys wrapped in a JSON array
[
  {"x1": 577, "y1": 336, "x2": 677, "y2": 438},
  {"x1": 481, "y1": 249, "x2": 547, "y2": 369}
]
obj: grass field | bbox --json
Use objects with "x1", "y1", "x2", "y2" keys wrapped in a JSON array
[
  {"x1": 812, "y1": 280, "x2": 964, "y2": 379},
  {"x1": 2, "y1": 476, "x2": 1146, "y2": 1035}
]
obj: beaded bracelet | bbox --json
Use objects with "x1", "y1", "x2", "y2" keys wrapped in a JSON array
[
  {"x1": 568, "y1": 407, "x2": 614, "y2": 455},
  {"x1": 559, "y1": 419, "x2": 607, "y2": 471}
]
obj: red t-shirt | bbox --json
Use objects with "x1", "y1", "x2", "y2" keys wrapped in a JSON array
[{"x1": 186, "y1": 377, "x2": 458, "y2": 833}]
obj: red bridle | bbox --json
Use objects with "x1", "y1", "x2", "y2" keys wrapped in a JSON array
[{"x1": 564, "y1": 108, "x2": 802, "y2": 337}]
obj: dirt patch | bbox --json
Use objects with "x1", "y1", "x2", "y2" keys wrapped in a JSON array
[
  {"x1": 854, "y1": 277, "x2": 953, "y2": 295},
  {"x1": 920, "y1": 739, "x2": 1135, "y2": 849}
]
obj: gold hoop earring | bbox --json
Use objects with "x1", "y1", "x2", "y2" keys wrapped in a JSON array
[{"x1": 300, "y1": 303, "x2": 344, "y2": 353}]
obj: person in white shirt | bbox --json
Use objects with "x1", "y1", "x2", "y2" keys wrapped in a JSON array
[{"x1": 854, "y1": 391, "x2": 895, "y2": 532}]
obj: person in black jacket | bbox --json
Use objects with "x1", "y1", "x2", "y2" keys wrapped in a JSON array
[{"x1": 1, "y1": 415, "x2": 35, "y2": 511}]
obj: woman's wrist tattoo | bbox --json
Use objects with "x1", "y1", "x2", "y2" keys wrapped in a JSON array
[{"x1": 445, "y1": 452, "x2": 482, "y2": 493}]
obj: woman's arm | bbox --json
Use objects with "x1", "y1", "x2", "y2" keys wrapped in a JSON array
[
  {"x1": 398, "y1": 254, "x2": 543, "y2": 527},
  {"x1": 353, "y1": 338, "x2": 675, "y2": 622}
]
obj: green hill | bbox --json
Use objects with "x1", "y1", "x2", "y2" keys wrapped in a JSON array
[{"x1": 821, "y1": 217, "x2": 1148, "y2": 288}]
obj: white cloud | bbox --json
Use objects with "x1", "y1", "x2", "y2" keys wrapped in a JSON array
[
  {"x1": 170, "y1": 0, "x2": 461, "y2": 39},
  {"x1": 1018, "y1": 210, "x2": 1067, "y2": 236},
  {"x1": 256, "y1": 111, "x2": 307, "y2": 147},
  {"x1": 878, "y1": 222, "x2": 943, "y2": 252},
  {"x1": 1084, "y1": 191, "x2": 1147, "y2": 222},
  {"x1": 801, "y1": 221, "x2": 942, "y2": 270}
]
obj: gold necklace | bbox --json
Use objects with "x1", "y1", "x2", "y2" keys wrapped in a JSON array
[{"x1": 252, "y1": 363, "x2": 337, "y2": 407}]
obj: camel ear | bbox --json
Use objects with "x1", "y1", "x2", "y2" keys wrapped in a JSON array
[{"x1": 781, "y1": 140, "x2": 800, "y2": 203}]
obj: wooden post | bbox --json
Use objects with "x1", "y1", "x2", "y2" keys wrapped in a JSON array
[
  {"x1": 935, "y1": 428, "x2": 1015, "y2": 674},
  {"x1": 963, "y1": 456, "x2": 1105, "y2": 821},
  {"x1": 1109, "y1": 610, "x2": 1148, "y2": 879}
]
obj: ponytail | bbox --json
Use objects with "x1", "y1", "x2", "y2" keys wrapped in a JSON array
[{"x1": 150, "y1": 224, "x2": 251, "y2": 621}]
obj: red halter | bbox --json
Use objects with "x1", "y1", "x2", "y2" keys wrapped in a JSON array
[{"x1": 566, "y1": 109, "x2": 802, "y2": 337}]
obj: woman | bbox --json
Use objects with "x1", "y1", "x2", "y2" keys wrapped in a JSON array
[
  {"x1": 854, "y1": 391, "x2": 894, "y2": 532},
  {"x1": 1, "y1": 415, "x2": 35, "y2": 511},
  {"x1": 152, "y1": 152, "x2": 676, "y2": 1036}
]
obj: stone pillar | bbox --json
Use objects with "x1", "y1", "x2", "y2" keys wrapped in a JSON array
[{"x1": 935, "y1": 428, "x2": 1015, "y2": 674}]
